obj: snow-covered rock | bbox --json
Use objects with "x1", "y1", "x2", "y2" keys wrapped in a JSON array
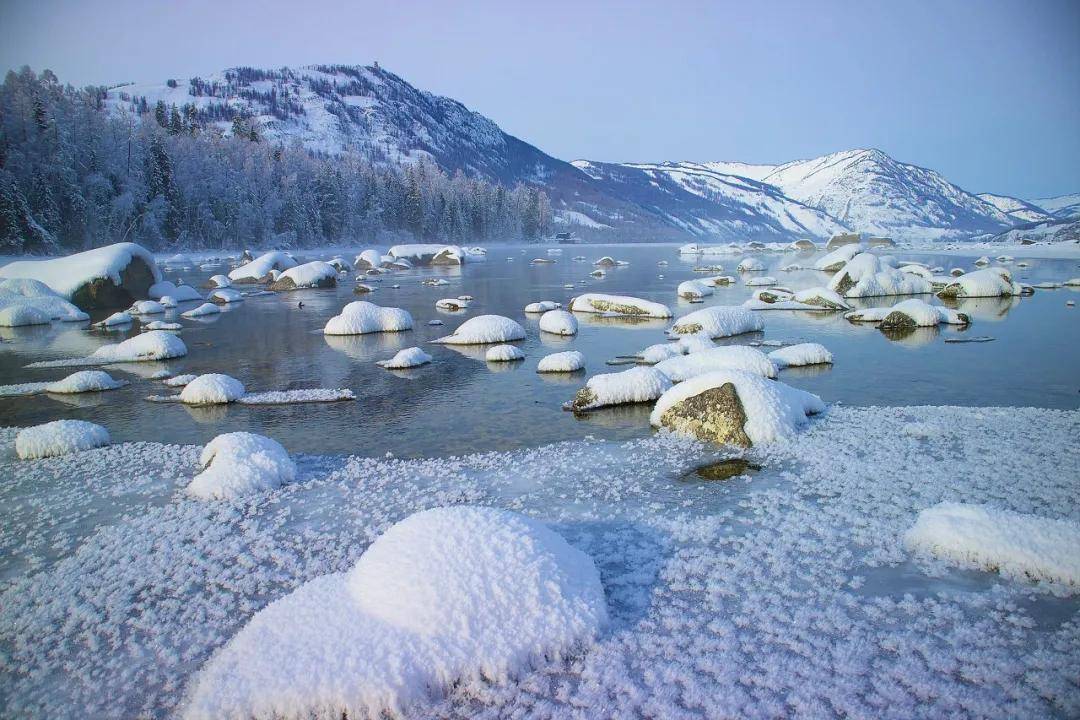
[
  {"x1": 90, "y1": 331, "x2": 187, "y2": 363},
  {"x1": 743, "y1": 286, "x2": 851, "y2": 311},
  {"x1": 524, "y1": 300, "x2": 560, "y2": 313},
  {"x1": 650, "y1": 369, "x2": 824, "y2": 446},
  {"x1": 845, "y1": 299, "x2": 970, "y2": 328},
  {"x1": 568, "y1": 293, "x2": 672, "y2": 319},
  {"x1": 164, "y1": 374, "x2": 197, "y2": 387},
  {"x1": 538, "y1": 310, "x2": 578, "y2": 336},
  {"x1": 737, "y1": 258, "x2": 765, "y2": 272},
  {"x1": 655, "y1": 346, "x2": 778, "y2": 382},
  {"x1": 269, "y1": 261, "x2": 338, "y2": 290},
  {"x1": 45, "y1": 370, "x2": 127, "y2": 393},
  {"x1": 813, "y1": 243, "x2": 864, "y2": 272},
  {"x1": 183, "y1": 506, "x2": 606, "y2": 719},
  {"x1": 485, "y1": 344, "x2": 525, "y2": 362},
  {"x1": 186, "y1": 432, "x2": 296, "y2": 500},
  {"x1": 228, "y1": 252, "x2": 297, "y2": 283},
  {"x1": 537, "y1": 350, "x2": 586, "y2": 373},
  {"x1": 0, "y1": 303, "x2": 52, "y2": 327},
  {"x1": 149, "y1": 281, "x2": 202, "y2": 302},
  {"x1": 905, "y1": 503, "x2": 1080, "y2": 588},
  {"x1": 353, "y1": 249, "x2": 383, "y2": 270},
  {"x1": 179, "y1": 374, "x2": 246, "y2": 405},
  {"x1": 388, "y1": 244, "x2": 464, "y2": 265},
  {"x1": 768, "y1": 343, "x2": 834, "y2": 369},
  {"x1": 128, "y1": 300, "x2": 165, "y2": 315},
  {"x1": 15, "y1": 420, "x2": 110, "y2": 459},
  {"x1": 668, "y1": 306, "x2": 763, "y2": 338},
  {"x1": 0, "y1": 242, "x2": 161, "y2": 309},
  {"x1": 677, "y1": 280, "x2": 713, "y2": 299},
  {"x1": 323, "y1": 302, "x2": 414, "y2": 335},
  {"x1": 0, "y1": 278, "x2": 90, "y2": 322},
  {"x1": 435, "y1": 298, "x2": 469, "y2": 311},
  {"x1": 95, "y1": 312, "x2": 133, "y2": 328},
  {"x1": 208, "y1": 288, "x2": 244, "y2": 304},
  {"x1": 376, "y1": 347, "x2": 432, "y2": 369},
  {"x1": 744, "y1": 276, "x2": 777, "y2": 287},
  {"x1": 142, "y1": 320, "x2": 182, "y2": 331},
  {"x1": 181, "y1": 303, "x2": 221, "y2": 318},
  {"x1": 937, "y1": 269, "x2": 1022, "y2": 299},
  {"x1": 433, "y1": 315, "x2": 525, "y2": 345},
  {"x1": 829, "y1": 253, "x2": 932, "y2": 298},
  {"x1": 568, "y1": 367, "x2": 672, "y2": 413},
  {"x1": 207, "y1": 275, "x2": 232, "y2": 289}
]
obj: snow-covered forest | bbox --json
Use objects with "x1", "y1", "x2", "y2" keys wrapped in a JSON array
[{"x1": 0, "y1": 67, "x2": 553, "y2": 254}]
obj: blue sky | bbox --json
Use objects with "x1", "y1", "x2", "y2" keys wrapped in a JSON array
[{"x1": 2, "y1": 0, "x2": 1077, "y2": 199}]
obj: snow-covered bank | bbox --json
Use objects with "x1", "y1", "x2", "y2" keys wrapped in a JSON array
[{"x1": 0, "y1": 405, "x2": 1077, "y2": 718}]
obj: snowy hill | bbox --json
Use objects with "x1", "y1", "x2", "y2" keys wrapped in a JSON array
[
  {"x1": 107, "y1": 66, "x2": 1055, "y2": 242},
  {"x1": 1031, "y1": 193, "x2": 1080, "y2": 220},
  {"x1": 976, "y1": 193, "x2": 1056, "y2": 224}
]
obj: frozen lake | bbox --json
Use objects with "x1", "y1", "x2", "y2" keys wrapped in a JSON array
[{"x1": 1, "y1": 243, "x2": 1078, "y2": 457}]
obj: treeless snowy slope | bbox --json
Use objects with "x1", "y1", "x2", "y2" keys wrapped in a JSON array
[
  {"x1": 976, "y1": 192, "x2": 1056, "y2": 224},
  {"x1": 1031, "y1": 192, "x2": 1080, "y2": 219}
]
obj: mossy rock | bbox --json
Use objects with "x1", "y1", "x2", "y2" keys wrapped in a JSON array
[
  {"x1": 670, "y1": 321, "x2": 703, "y2": 334},
  {"x1": 832, "y1": 272, "x2": 857, "y2": 296},
  {"x1": 70, "y1": 256, "x2": 156, "y2": 311},
  {"x1": 657, "y1": 382, "x2": 752, "y2": 446},
  {"x1": 569, "y1": 386, "x2": 598, "y2": 414},
  {"x1": 878, "y1": 310, "x2": 918, "y2": 331},
  {"x1": 580, "y1": 298, "x2": 651, "y2": 316},
  {"x1": 687, "y1": 457, "x2": 762, "y2": 481}
]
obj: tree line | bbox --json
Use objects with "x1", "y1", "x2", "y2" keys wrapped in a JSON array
[{"x1": 0, "y1": 66, "x2": 553, "y2": 254}]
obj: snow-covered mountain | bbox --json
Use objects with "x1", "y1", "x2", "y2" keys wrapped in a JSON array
[
  {"x1": 1031, "y1": 193, "x2": 1080, "y2": 220},
  {"x1": 976, "y1": 193, "x2": 1056, "y2": 224},
  {"x1": 106, "y1": 65, "x2": 1068, "y2": 242}
]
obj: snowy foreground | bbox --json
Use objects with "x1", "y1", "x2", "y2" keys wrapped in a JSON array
[{"x1": 1, "y1": 405, "x2": 1078, "y2": 719}]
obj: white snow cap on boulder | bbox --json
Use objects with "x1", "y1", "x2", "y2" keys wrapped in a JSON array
[
  {"x1": 353, "y1": 249, "x2": 383, "y2": 270},
  {"x1": 0, "y1": 242, "x2": 161, "y2": 300},
  {"x1": 183, "y1": 506, "x2": 606, "y2": 719},
  {"x1": 324, "y1": 301, "x2": 414, "y2": 335},
  {"x1": 377, "y1": 347, "x2": 432, "y2": 369},
  {"x1": 272, "y1": 261, "x2": 338, "y2": 289},
  {"x1": 0, "y1": 278, "x2": 90, "y2": 322},
  {"x1": 655, "y1": 346, "x2": 777, "y2": 382},
  {"x1": 568, "y1": 293, "x2": 673, "y2": 319},
  {"x1": 208, "y1": 274, "x2": 232, "y2": 288},
  {"x1": 433, "y1": 315, "x2": 526, "y2": 345},
  {"x1": 486, "y1": 344, "x2": 525, "y2": 362},
  {"x1": 829, "y1": 253, "x2": 932, "y2": 298},
  {"x1": 668, "y1": 305, "x2": 763, "y2": 339},
  {"x1": 128, "y1": 300, "x2": 165, "y2": 315},
  {"x1": 651, "y1": 369, "x2": 824, "y2": 445},
  {"x1": 179, "y1": 374, "x2": 246, "y2": 405},
  {"x1": 845, "y1": 298, "x2": 970, "y2": 327},
  {"x1": 905, "y1": 503, "x2": 1080, "y2": 589},
  {"x1": 186, "y1": 432, "x2": 296, "y2": 501},
  {"x1": 149, "y1": 281, "x2": 202, "y2": 302},
  {"x1": 228, "y1": 251, "x2": 297, "y2": 282},
  {"x1": 537, "y1": 350, "x2": 585, "y2": 373},
  {"x1": 737, "y1": 257, "x2": 765, "y2": 272},
  {"x1": 677, "y1": 280, "x2": 713, "y2": 299},
  {"x1": 0, "y1": 304, "x2": 52, "y2": 327},
  {"x1": 768, "y1": 343, "x2": 834, "y2": 369},
  {"x1": 28, "y1": 330, "x2": 188, "y2": 368},
  {"x1": 813, "y1": 243, "x2": 864, "y2": 272},
  {"x1": 182, "y1": 302, "x2": 220, "y2": 318},
  {"x1": 937, "y1": 269, "x2": 1022, "y2": 299},
  {"x1": 524, "y1": 300, "x2": 560, "y2": 313},
  {"x1": 15, "y1": 420, "x2": 110, "y2": 459},
  {"x1": 569, "y1": 366, "x2": 672, "y2": 412},
  {"x1": 208, "y1": 288, "x2": 244, "y2": 304},
  {"x1": 45, "y1": 370, "x2": 127, "y2": 393},
  {"x1": 538, "y1": 309, "x2": 578, "y2": 336}
]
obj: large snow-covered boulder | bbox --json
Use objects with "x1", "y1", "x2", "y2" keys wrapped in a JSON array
[
  {"x1": 187, "y1": 432, "x2": 296, "y2": 500},
  {"x1": 433, "y1": 315, "x2": 526, "y2": 345},
  {"x1": 15, "y1": 420, "x2": 110, "y2": 459},
  {"x1": 0, "y1": 242, "x2": 161, "y2": 310},
  {"x1": 743, "y1": 286, "x2": 851, "y2": 312},
  {"x1": 149, "y1": 281, "x2": 203, "y2": 302},
  {"x1": 269, "y1": 261, "x2": 338, "y2": 291},
  {"x1": 0, "y1": 278, "x2": 89, "y2": 322},
  {"x1": 568, "y1": 293, "x2": 672, "y2": 319},
  {"x1": 936, "y1": 269, "x2": 1023, "y2": 299},
  {"x1": 905, "y1": 503, "x2": 1080, "y2": 588},
  {"x1": 650, "y1": 369, "x2": 824, "y2": 446},
  {"x1": 668, "y1": 306, "x2": 763, "y2": 339},
  {"x1": 485, "y1": 344, "x2": 525, "y2": 362},
  {"x1": 45, "y1": 370, "x2": 127, "y2": 393},
  {"x1": 768, "y1": 343, "x2": 834, "y2": 369},
  {"x1": 128, "y1": 300, "x2": 165, "y2": 315},
  {"x1": 829, "y1": 253, "x2": 932, "y2": 298},
  {"x1": 568, "y1": 366, "x2": 672, "y2": 413},
  {"x1": 376, "y1": 347, "x2": 432, "y2": 369},
  {"x1": 0, "y1": 303, "x2": 52, "y2": 327},
  {"x1": 655, "y1": 346, "x2": 778, "y2": 382},
  {"x1": 537, "y1": 350, "x2": 585, "y2": 373},
  {"x1": 208, "y1": 288, "x2": 244, "y2": 304},
  {"x1": 228, "y1": 251, "x2": 297, "y2": 283},
  {"x1": 845, "y1": 299, "x2": 970, "y2": 329},
  {"x1": 179, "y1": 374, "x2": 246, "y2": 405},
  {"x1": 524, "y1": 300, "x2": 561, "y2": 313},
  {"x1": 813, "y1": 243, "x2": 864, "y2": 272},
  {"x1": 183, "y1": 506, "x2": 606, "y2": 719},
  {"x1": 538, "y1": 309, "x2": 579, "y2": 336},
  {"x1": 26, "y1": 331, "x2": 189, "y2": 367},
  {"x1": 388, "y1": 244, "x2": 464, "y2": 266},
  {"x1": 353, "y1": 249, "x2": 383, "y2": 270},
  {"x1": 324, "y1": 301, "x2": 414, "y2": 335}
]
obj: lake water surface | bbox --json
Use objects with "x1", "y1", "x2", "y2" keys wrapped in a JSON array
[{"x1": 1, "y1": 243, "x2": 1078, "y2": 457}]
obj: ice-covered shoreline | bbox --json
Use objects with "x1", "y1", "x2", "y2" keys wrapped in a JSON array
[{"x1": 1, "y1": 404, "x2": 1077, "y2": 719}]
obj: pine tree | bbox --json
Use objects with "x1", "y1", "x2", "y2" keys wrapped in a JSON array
[
  {"x1": 154, "y1": 100, "x2": 168, "y2": 127},
  {"x1": 168, "y1": 105, "x2": 183, "y2": 135}
]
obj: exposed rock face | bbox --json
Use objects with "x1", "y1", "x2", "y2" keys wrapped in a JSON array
[
  {"x1": 569, "y1": 386, "x2": 598, "y2": 414},
  {"x1": 670, "y1": 321, "x2": 703, "y2": 334},
  {"x1": 70, "y1": 256, "x2": 156, "y2": 310},
  {"x1": 792, "y1": 239, "x2": 817, "y2": 250},
  {"x1": 831, "y1": 271, "x2": 857, "y2": 296},
  {"x1": 231, "y1": 273, "x2": 271, "y2": 285},
  {"x1": 689, "y1": 457, "x2": 762, "y2": 481},
  {"x1": 656, "y1": 382, "x2": 752, "y2": 446},
  {"x1": 268, "y1": 275, "x2": 337, "y2": 292},
  {"x1": 573, "y1": 298, "x2": 647, "y2": 316},
  {"x1": 353, "y1": 284, "x2": 374, "y2": 294},
  {"x1": 866, "y1": 236, "x2": 896, "y2": 247},
  {"x1": 430, "y1": 248, "x2": 462, "y2": 265}
]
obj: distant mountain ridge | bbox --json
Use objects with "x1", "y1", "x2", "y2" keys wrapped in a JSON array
[{"x1": 107, "y1": 64, "x2": 1075, "y2": 242}]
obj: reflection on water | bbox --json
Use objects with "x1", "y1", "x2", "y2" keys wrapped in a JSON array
[
  {"x1": 879, "y1": 325, "x2": 939, "y2": 346},
  {"x1": 1, "y1": 244, "x2": 1078, "y2": 457}
]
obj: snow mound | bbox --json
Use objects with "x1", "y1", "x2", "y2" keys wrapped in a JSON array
[
  {"x1": 208, "y1": 275, "x2": 232, "y2": 288},
  {"x1": 744, "y1": 276, "x2": 777, "y2": 287},
  {"x1": 29, "y1": 330, "x2": 188, "y2": 368},
  {"x1": 377, "y1": 347, "x2": 432, "y2": 369},
  {"x1": 433, "y1": 315, "x2": 525, "y2": 345},
  {"x1": 181, "y1": 303, "x2": 220, "y2": 318},
  {"x1": 829, "y1": 253, "x2": 931, "y2": 298},
  {"x1": 568, "y1": 293, "x2": 672, "y2": 318},
  {"x1": 0, "y1": 278, "x2": 90, "y2": 321},
  {"x1": 208, "y1": 288, "x2": 244, "y2": 304},
  {"x1": 0, "y1": 303, "x2": 52, "y2": 327},
  {"x1": 163, "y1": 374, "x2": 197, "y2": 387},
  {"x1": 677, "y1": 280, "x2": 713, "y2": 299},
  {"x1": 272, "y1": 261, "x2": 338, "y2": 289},
  {"x1": 149, "y1": 281, "x2": 202, "y2": 302},
  {"x1": 743, "y1": 286, "x2": 852, "y2": 311},
  {"x1": 639, "y1": 334, "x2": 715, "y2": 364},
  {"x1": 179, "y1": 374, "x2": 246, "y2": 405},
  {"x1": 184, "y1": 506, "x2": 606, "y2": 720},
  {"x1": 537, "y1": 350, "x2": 585, "y2": 373},
  {"x1": 0, "y1": 242, "x2": 161, "y2": 299},
  {"x1": 538, "y1": 309, "x2": 578, "y2": 336},
  {"x1": 905, "y1": 503, "x2": 1080, "y2": 588},
  {"x1": 323, "y1": 302, "x2": 414, "y2": 335},
  {"x1": 15, "y1": 420, "x2": 110, "y2": 459},
  {"x1": 95, "y1": 311, "x2": 132, "y2": 327},
  {"x1": 845, "y1": 298, "x2": 970, "y2": 327},
  {"x1": 655, "y1": 346, "x2": 777, "y2": 382},
  {"x1": 486, "y1": 344, "x2": 525, "y2": 362},
  {"x1": 353, "y1": 249, "x2": 383, "y2": 270},
  {"x1": 569, "y1": 366, "x2": 672, "y2": 412},
  {"x1": 238, "y1": 389, "x2": 355, "y2": 405},
  {"x1": 813, "y1": 243, "x2": 864, "y2": 272},
  {"x1": 435, "y1": 297, "x2": 469, "y2": 311},
  {"x1": 668, "y1": 306, "x2": 763, "y2": 338},
  {"x1": 768, "y1": 343, "x2": 833, "y2": 368},
  {"x1": 524, "y1": 300, "x2": 560, "y2": 313},
  {"x1": 129, "y1": 300, "x2": 165, "y2": 315},
  {"x1": 142, "y1": 320, "x2": 182, "y2": 331},
  {"x1": 650, "y1": 369, "x2": 824, "y2": 445},
  {"x1": 938, "y1": 269, "x2": 1022, "y2": 299},
  {"x1": 45, "y1": 370, "x2": 127, "y2": 393},
  {"x1": 737, "y1": 257, "x2": 765, "y2": 272},
  {"x1": 228, "y1": 252, "x2": 297, "y2": 282},
  {"x1": 186, "y1": 432, "x2": 296, "y2": 501}
]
